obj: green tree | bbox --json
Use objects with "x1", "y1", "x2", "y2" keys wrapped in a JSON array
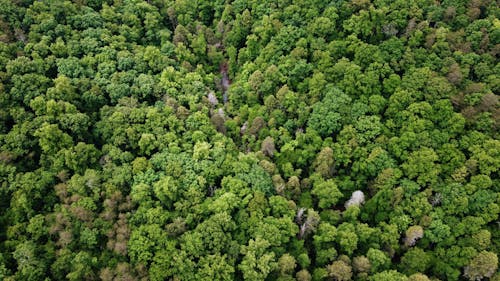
[
  {"x1": 238, "y1": 237, "x2": 278, "y2": 281},
  {"x1": 370, "y1": 270, "x2": 408, "y2": 281},
  {"x1": 278, "y1": 253, "x2": 296, "y2": 277},
  {"x1": 311, "y1": 178, "x2": 343, "y2": 209},
  {"x1": 400, "y1": 248, "x2": 431, "y2": 275},
  {"x1": 313, "y1": 222, "x2": 338, "y2": 266},
  {"x1": 308, "y1": 87, "x2": 352, "y2": 137},
  {"x1": 367, "y1": 248, "x2": 390, "y2": 273},
  {"x1": 402, "y1": 147, "x2": 440, "y2": 186},
  {"x1": 327, "y1": 260, "x2": 352, "y2": 281},
  {"x1": 196, "y1": 254, "x2": 235, "y2": 281},
  {"x1": 463, "y1": 251, "x2": 498, "y2": 281}
]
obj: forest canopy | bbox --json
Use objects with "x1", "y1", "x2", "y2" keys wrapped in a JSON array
[{"x1": 0, "y1": 0, "x2": 499, "y2": 280}]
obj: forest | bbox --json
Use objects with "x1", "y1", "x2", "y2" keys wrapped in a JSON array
[{"x1": 0, "y1": 0, "x2": 499, "y2": 280}]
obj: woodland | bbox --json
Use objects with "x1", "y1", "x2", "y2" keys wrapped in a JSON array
[{"x1": 0, "y1": 0, "x2": 499, "y2": 280}]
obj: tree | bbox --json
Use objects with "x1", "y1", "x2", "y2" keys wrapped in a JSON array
[
  {"x1": 426, "y1": 219, "x2": 451, "y2": 244},
  {"x1": 63, "y1": 142, "x2": 100, "y2": 174},
  {"x1": 34, "y1": 123, "x2": 73, "y2": 156},
  {"x1": 261, "y1": 136, "x2": 276, "y2": 157},
  {"x1": 336, "y1": 223, "x2": 358, "y2": 255},
  {"x1": 313, "y1": 147, "x2": 335, "y2": 178},
  {"x1": 195, "y1": 254, "x2": 235, "y2": 281},
  {"x1": 152, "y1": 176, "x2": 179, "y2": 207},
  {"x1": 296, "y1": 208, "x2": 320, "y2": 239},
  {"x1": 367, "y1": 248, "x2": 390, "y2": 273},
  {"x1": 311, "y1": 179, "x2": 343, "y2": 209},
  {"x1": 463, "y1": 251, "x2": 498, "y2": 281},
  {"x1": 345, "y1": 190, "x2": 365, "y2": 208},
  {"x1": 66, "y1": 251, "x2": 97, "y2": 281},
  {"x1": 0, "y1": 0, "x2": 499, "y2": 280},
  {"x1": 408, "y1": 273, "x2": 431, "y2": 281},
  {"x1": 313, "y1": 222, "x2": 338, "y2": 266},
  {"x1": 369, "y1": 270, "x2": 408, "y2": 281},
  {"x1": 238, "y1": 237, "x2": 278, "y2": 281},
  {"x1": 278, "y1": 253, "x2": 296, "y2": 276},
  {"x1": 469, "y1": 140, "x2": 500, "y2": 176},
  {"x1": 307, "y1": 86, "x2": 352, "y2": 137},
  {"x1": 404, "y1": 225, "x2": 424, "y2": 247},
  {"x1": 296, "y1": 269, "x2": 312, "y2": 281},
  {"x1": 400, "y1": 247, "x2": 431, "y2": 275},
  {"x1": 12, "y1": 241, "x2": 47, "y2": 281},
  {"x1": 353, "y1": 256, "x2": 371, "y2": 274},
  {"x1": 402, "y1": 147, "x2": 440, "y2": 186},
  {"x1": 327, "y1": 260, "x2": 352, "y2": 281}
]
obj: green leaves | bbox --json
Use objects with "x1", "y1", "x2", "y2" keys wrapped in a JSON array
[
  {"x1": 464, "y1": 251, "x2": 498, "y2": 281},
  {"x1": 196, "y1": 254, "x2": 235, "y2": 281},
  {"x1": 239, "y1": 237, "x2": 277, "y2": 281},
  {"x1": 0, "y1": 0, "x2": 498, "y2": 280},
  {"x1": 401, "y1": 147, "x2": 440, "y2": 186},
  {"x1": 34, "y1": 123, "x2": 72, "y2": 155},
  {"x1": 308, "y1": 87, "x2": 352, "y2": 137},
  {"x1": 367, "y1": 248, "x2": 390, "y2": 273},
  {"x1": 152, "y1": 176, "x2": 178, "y2": 207},
  {"x1": 311, "y1": 178, "x2": 343, "y2": 209}
]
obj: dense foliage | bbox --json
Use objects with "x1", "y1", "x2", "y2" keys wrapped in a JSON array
[{"x1": 0, "y1": 0, "x2": 499, "y2": 280}]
